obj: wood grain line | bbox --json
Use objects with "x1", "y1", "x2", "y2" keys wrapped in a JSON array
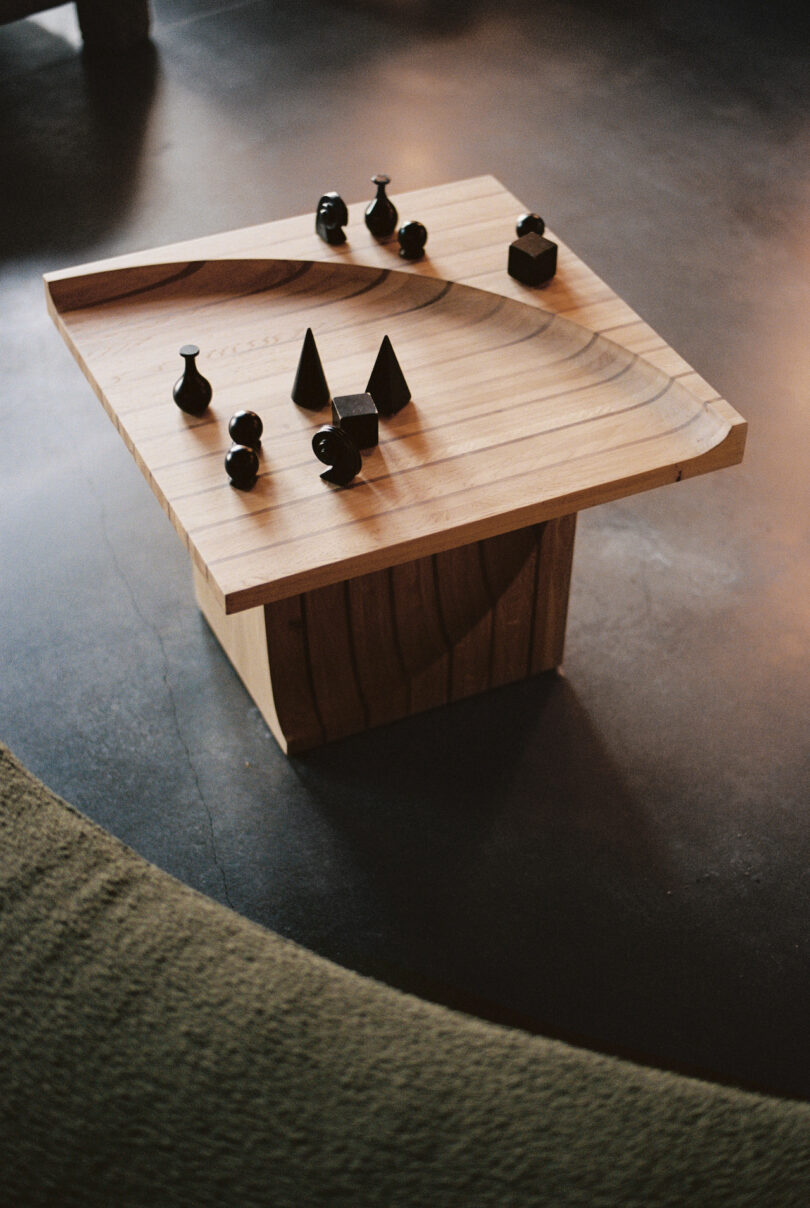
[
  {"x1": 207, "y1": 378, "x2": 682, "y2": 566},
  {"x1": 477, "y1": 538, "x2": 498, "y2": 692},
  {"x1": 342, "y1": 578, "x2": 371, "y2": 732},
  {"x1": 431, "y1": 552, "x2": 455, "y2": 703},
  {"x1": 386, "y1": 565, "x2": 411, "y2": 715},
  {"x1": 58, "y1": 260, "x2": 207, "y2": 310},
  {"x1": 297, "y1": 592, "x2": 328, "y2": 746},
  {"x1": 171, "y1": 348, "x2": 640, "y2": 511}
]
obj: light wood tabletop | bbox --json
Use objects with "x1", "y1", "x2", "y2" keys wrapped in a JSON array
[{"x1": 46, "y1": 177, "x2": 746, "y2": 751}]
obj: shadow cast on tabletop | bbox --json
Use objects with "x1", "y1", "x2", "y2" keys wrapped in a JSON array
[{"x1": 0, "y1": 22, "x2": 157, "y2": 262}]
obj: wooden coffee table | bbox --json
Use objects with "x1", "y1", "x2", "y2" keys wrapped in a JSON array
[{"x1": 45, "y1": 177, "x2": 746, "y2": 753}]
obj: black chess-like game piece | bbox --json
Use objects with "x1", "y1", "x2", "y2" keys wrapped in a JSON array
[
  {"x1": 312, "y1": 424, "x2": 362, "y2": 486},
  {"x1": 507, "y1": 231, "x2": 558, "y2": 287},
  {"x1": 397, "y1": 220, "x2": 428, "y2": 260},
  {"x1": 228, "y1": 410, "x2": 263, "y2": 451},
  {"x1": 172, "y1": 344, "x2": 212, "y2": 416},
  {"x1": 366, "y1": 335, "x2": 411, "y2": 416},
  {"x1": 515, "y1": 212, "x2": 545, "y2": 238},
  {"x1": 364, "y1": 174, "x2": 398, "y2": 238},
  {"x1": 292, "y1": 328, "x2": 330, "y2": 410},
  {"x1": 225, "y1": 443, "x2": 259, "y2": 490},
  {"x1": 332, "y1": 392, "x2": 378, "y2": 449},
  {"x1": 315, "y1": 191, "x2": 348, "y2": 245}
]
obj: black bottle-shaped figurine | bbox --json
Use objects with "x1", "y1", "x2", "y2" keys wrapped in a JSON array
[
  {"x1": 173, "y1": 345, "x2": 212, "y2": 416},
  {"x1": 364, "y1": 174, "x2": 398, "y2": 238}
]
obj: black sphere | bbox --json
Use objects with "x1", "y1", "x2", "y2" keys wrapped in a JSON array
[
  {"x1": 228, "y1": 410, "x2": 263, "y2": 451},
  {"x1": 516, "y1": 212, "x2": 545, "y2": 238},
  {"x1": 225, "y1": 443, "x2": 259, "y2": 490},
  {"x1": 397, "y1": 220, "x2": 428, "y2": 261}
]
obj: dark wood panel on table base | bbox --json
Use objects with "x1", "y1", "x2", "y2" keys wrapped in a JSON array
[{"x1": 194, "y1": 516, "x2": 576, "y2": 754}]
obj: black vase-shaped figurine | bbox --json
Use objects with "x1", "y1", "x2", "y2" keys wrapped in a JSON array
[
  {"x1": 364, "y1": 174, "x2": 398, "y2": 238},
  {"x1": 173, "y1": 345, "x2": 212, "y2": 416}
]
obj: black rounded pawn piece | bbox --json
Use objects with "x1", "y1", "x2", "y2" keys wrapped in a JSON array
[
  {"x1": 173, "y1": 344, "x2": 212, "y2": 416},
  {"x1": 312, "y1": 424, "x2": 362, "y2": 487},
  {"x1": 315, "y1": 191, "x2": 349, "y2": 245},
  {"x1": 516, "y1": 212, "x2": 545, "y2": 238},
  {"x1": 225, "y1": 443, "x2": 259, "y2": 490},
  {"x1": 397, "y1": 220, "x2": 428, "y2": 261},
  {"x1": 228, "y1": 409, "x2": 263, "y2": 451},
  {"x1": 365, "y1": 173, "x2": 398, "y2": 238}
]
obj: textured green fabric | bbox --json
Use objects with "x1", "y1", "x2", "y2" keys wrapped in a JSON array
[{"x1": 1, "y1": 741, "x2": 809, "y2": 1207}]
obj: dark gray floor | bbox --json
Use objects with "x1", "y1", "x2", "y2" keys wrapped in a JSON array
[{"x1": 2, "y1": 0, "x2": 809, "y2": 1099}]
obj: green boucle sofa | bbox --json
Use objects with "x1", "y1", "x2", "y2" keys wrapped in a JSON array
[{"x1": 2, "y1": 739, "x2": 809, "y2": 1206}]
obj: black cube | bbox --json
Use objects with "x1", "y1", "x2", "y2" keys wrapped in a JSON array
[
  {"x1": 332, "y1": 392, "x2": 379, "y2": 449},
  {"x1": 507, "y1": 232, "x2": 558, "y2": 286}
]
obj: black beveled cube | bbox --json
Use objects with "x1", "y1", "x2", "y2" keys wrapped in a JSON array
[
  {"x1": 507, "y1": 232, "x2": 558, "y2": 287},
  {"x1": 332, "y1": 392, "x2": 379, "y2": 449}
]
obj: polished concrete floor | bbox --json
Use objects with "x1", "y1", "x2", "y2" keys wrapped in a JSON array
[{"x1": 2, "y1": 0, "x2": 809, "y2": 1099}]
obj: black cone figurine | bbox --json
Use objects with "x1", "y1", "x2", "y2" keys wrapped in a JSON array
[
  {"x1": 173, "y1": 344, "x2": 212, "y2": 416},
  {"x1": 366, "y1": 335, "x2": 411, "y2": 416},
  {"x1": 364, "y1": 174, "x2": 398, "y2": 238},
  {"x1": 291, "y1": 328, "x2": 330, "y2": 410}
]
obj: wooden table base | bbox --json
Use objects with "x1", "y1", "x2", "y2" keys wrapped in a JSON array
[{"x1": 193, "y1": 514, "x2": 576, "y2": 753}]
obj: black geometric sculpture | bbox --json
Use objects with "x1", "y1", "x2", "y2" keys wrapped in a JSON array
[
  {"x1": 292, "y1": 328, "x2": 330, "y2": 410},
  {"x1": 397, "y1": 220, "x2": 428, "y2": 260},
  {"x1": 172, "y1": 344, "x2": 212, "y2": 416},
  {"x1": 366, "y1": 335, "x2": 411, "y2": 416},
  {"x1": 507, "y1": 231, "x2": 558, "y2": 287},
  {"x1": 315, "y1": 192, "x2": 348, "y2": 245},
  {"x1": 228, "y1": 410, "x2": 263, "y2": 451},
  {"x1": 225, "y1": 443, "x2": 259, "y2": 490},
  {"x1": 312, "y1": 424, "x2": 362, "y2": 486},
  {"x1": 332, "y1": 392, "x2": 378, "y2": 449},
  {"x1": 365, "y1": 174, "x2": 398, "y2": 238}
]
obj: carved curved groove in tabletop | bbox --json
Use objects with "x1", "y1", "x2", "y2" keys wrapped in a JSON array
[{"x1": 47, "y1": 257, "x2": 740, "y2": 616}]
